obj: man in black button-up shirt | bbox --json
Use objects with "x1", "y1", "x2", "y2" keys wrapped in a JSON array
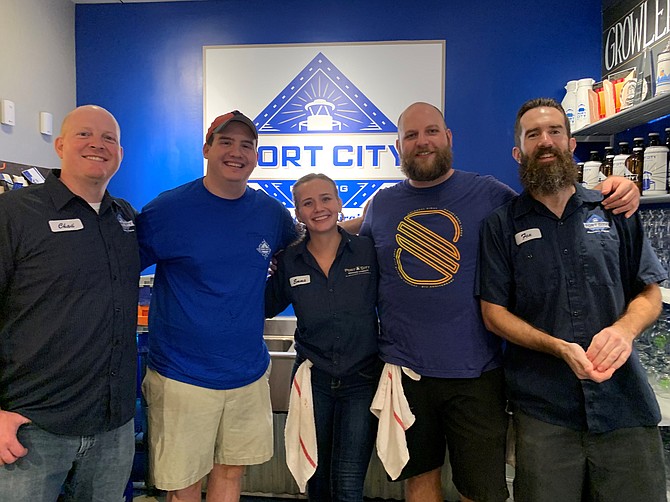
[
  {"x1": 479, "y1": 98, "x2": 667, "y2": 502},
  {"x1": 0, "y1": 106, "x2": 140, "y2": 501}
]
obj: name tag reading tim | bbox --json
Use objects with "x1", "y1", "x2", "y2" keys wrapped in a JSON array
[
  {"x1": 514, "y1": 228, "x2": 542, "y2": 246},
  {"x1": 49, "y1": 219, "x2": 84, "y2": 232}
]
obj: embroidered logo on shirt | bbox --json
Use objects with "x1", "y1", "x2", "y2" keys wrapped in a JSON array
[
  {"x1": 344, "y1": 265, "x2": 371, "y2": 277},
  {"x1": 116, "y1": 213, "x2": 136, "y2": 233},
  {"x1": 49, "y1": 219, "x2": 83, "y2": 232},
  {"x1": 290, "y1": 275, "x2": 311, "y2": 287},
  {"x1": 514, "y1": 228, "x2": 542, "y2": 245},
  {"x1": 583, "y1": 214, "x2": 610, "y2": 234},
  {"x1": 257, "y1": 239, "x2": 271, "y2": 259}
]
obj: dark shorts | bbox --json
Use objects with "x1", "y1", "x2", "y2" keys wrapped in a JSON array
[
  {"x1": 513, "y1": 412, "x2": 666, "y2": 502},
  {"x1": 398, "y1": 367, "x2": 509, "y2": 502}
]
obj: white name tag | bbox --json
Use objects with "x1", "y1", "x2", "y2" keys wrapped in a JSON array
[
  {"x1": 289, "y1": 275, "x2": 311, "y2": 287},
  {"x1": 49, "y1": 219, "x2": 84, "y2": 232},
  {"x1": 514, "y1": 228, "x2": 542, "y2": 246}
]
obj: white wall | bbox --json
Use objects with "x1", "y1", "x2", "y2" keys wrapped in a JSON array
[{"x1": 0, "y1": 0, "x2": 75, "y2": 167}]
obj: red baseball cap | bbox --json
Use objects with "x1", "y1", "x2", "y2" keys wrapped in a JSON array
[{"x1": 206, "y1": 110, "x2": 258, "y2": 143}]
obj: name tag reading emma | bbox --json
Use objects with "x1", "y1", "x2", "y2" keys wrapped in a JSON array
[
  {"x1": 514, "y1": 228, "x2": 542, "y2": 246},
  {"x1": 49, "y1": 219, "x2": 84, "y2": 232},
  {"x1": 289, "y1": 275, "x2": 311, "y2": 287}
]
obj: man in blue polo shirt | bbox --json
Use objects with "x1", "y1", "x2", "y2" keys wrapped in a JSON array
[{"x1": 478, "y1": 97, "x2": 667, "y2": 501}]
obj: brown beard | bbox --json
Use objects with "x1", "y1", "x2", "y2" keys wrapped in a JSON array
[
  {"x1": 519, "y1": 146, "x2": 578, "y2": 196},
  {"x1": 401, "y1": 145, "x2": 453, "y2": 182}
]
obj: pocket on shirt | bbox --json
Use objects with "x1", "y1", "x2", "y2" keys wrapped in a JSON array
[
  {"x1": 512, "y1": 244, "x2": 560, "y2": 297},
  {"x1": 580, "y1": 232, "x2": 620, "y2": 287},
  {"x1": 245, "y1": 232, "x2": 273, "y2": 271}
]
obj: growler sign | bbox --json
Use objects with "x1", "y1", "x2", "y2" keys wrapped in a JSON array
[{"x1": 603, "y1": 0, "x2": 670, "y2": 75}]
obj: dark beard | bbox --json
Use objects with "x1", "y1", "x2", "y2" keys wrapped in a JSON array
[
  {"x1": 519, "y1": 146, "x2": 578, "y2": 196},
  {"x1": 401, "y1": 145, "x2": 453, "y2": 182}
]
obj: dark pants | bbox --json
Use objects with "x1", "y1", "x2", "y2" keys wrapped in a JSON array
[
  {"x1": 296, "y1": 362, "x2": 380, "y2": 502},
  {"x1": 513, "y1": 412, "x2": 667, "y2": 502}
]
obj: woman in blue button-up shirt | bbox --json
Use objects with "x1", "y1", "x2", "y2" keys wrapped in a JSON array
[{"x1": 265, "y1": 173, "x2": 380, "y2": 502}]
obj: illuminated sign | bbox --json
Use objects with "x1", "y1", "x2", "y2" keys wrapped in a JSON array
[{"x1": 204, "y1": 42, "x2": 445, "y2": 217}]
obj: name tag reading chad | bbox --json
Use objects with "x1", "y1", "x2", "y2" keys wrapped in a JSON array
[{"x1": 49, "y1": 219, "x2": 84, "y2": 232}]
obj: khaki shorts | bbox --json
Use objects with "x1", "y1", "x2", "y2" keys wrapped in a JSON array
[{"x1": 142, "y1": 366, "x2": 273, "y2": 491}]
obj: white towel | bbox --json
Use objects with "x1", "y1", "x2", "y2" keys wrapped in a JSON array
[
  {"x1": 284, "y1": 359, "x2": 317, "y2": 492},
  {"x1": 370, "y1": 364, "x2": 419, "y2": 480}
]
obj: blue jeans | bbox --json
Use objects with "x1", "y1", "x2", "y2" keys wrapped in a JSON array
[
  {"x1": 297, "y1": 362, "x2": 380, "y2": 502},
  {"x1": 0, "y1": 419, "x2": 134, "y2": 502}
]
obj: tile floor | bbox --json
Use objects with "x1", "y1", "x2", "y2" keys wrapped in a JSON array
[
  {"x1": 133, "y1": 492, "x2": 390, "y2": 501},
  {"x1": 134, "y1": 495, "x2": 303, "y2": 501}
]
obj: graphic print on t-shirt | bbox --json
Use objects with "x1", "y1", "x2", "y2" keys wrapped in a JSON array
[{"x1": 394, "y1": 208, "x2": 462, "y2": 287}]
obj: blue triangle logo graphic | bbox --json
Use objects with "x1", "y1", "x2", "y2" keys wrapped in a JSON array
[{"x1": 253, "y1": 52, "x2": 397, "y2": 134}]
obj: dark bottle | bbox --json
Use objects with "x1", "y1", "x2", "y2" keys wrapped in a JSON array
[
  {"x1": 613, "y1": 141, "x2": 630, "y2": 176},
  {"x1": 576, "y1": 162, "x2": 584, "y2": 184},
  {"x1": 666, "y1": 127, "x2": 670, "y2": 192},
  {"x1": 600, "y1": 146, "x2": 615, "y2": 180},
  {"x1": 626, "y1": 146, "x2": 644, "y2": 193},
  {"x1": 633, "y1": 136, "x2": 646, "y2": 150}
]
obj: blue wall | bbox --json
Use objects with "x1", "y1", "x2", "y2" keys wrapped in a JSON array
[{"x1": 75, "y1": 0, "x2": 602, "y2": 209}]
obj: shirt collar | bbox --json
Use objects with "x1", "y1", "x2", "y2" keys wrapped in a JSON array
[
  {"x1": 294, "y1": 226, "x2": 353, "y2": 259},
  {"x1": 513, "y1": 183, "x2": 603, "y2": 220},
  {"x1": 45, "y1": 170, "x2": 113, "y2": 213}
]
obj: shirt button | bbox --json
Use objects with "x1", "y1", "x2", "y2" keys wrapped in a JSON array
[
  {"x1": 563, "y1": 249, "x2": 569, "y2": 255},
  {"x1": 111, "y1": 370, "x2": 117, "y2": 376},
  {"x1": 558, "y1": 221, "x2": 564, "y2": 226},
  {"x1": 328, "y1": 288, "x2": 334, "y2": 293},
  {"x1": 115, "y1": 307, "x2": 121, "y2": 313},
  {"x1": 568, "y1": 279, "x2": 575, "y2": 285},
  {"x1": 572, "y1": 311, "x2": 579, "y2": 317}
]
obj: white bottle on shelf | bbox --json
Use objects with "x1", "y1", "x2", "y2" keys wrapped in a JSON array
[
  {"x1": 561, "y1": 80, "x2": 578, "y2": 130},
  {"x1": 643, "y1": 132, "x2": 669, "y2": 194},
  {"x1": 574, "y1": 78, "x2": 595, "y2": 131},
  {"x1": 656, "y1": 40, "x2": 670, "y2": 96},
  {"x1": 582, "y1": 150, "x2": 601, "y2": 189}
]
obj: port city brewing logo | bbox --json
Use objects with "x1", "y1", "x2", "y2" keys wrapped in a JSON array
[{"x1": 246, "y1": 52, "x2": 402, "y2": 218}]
